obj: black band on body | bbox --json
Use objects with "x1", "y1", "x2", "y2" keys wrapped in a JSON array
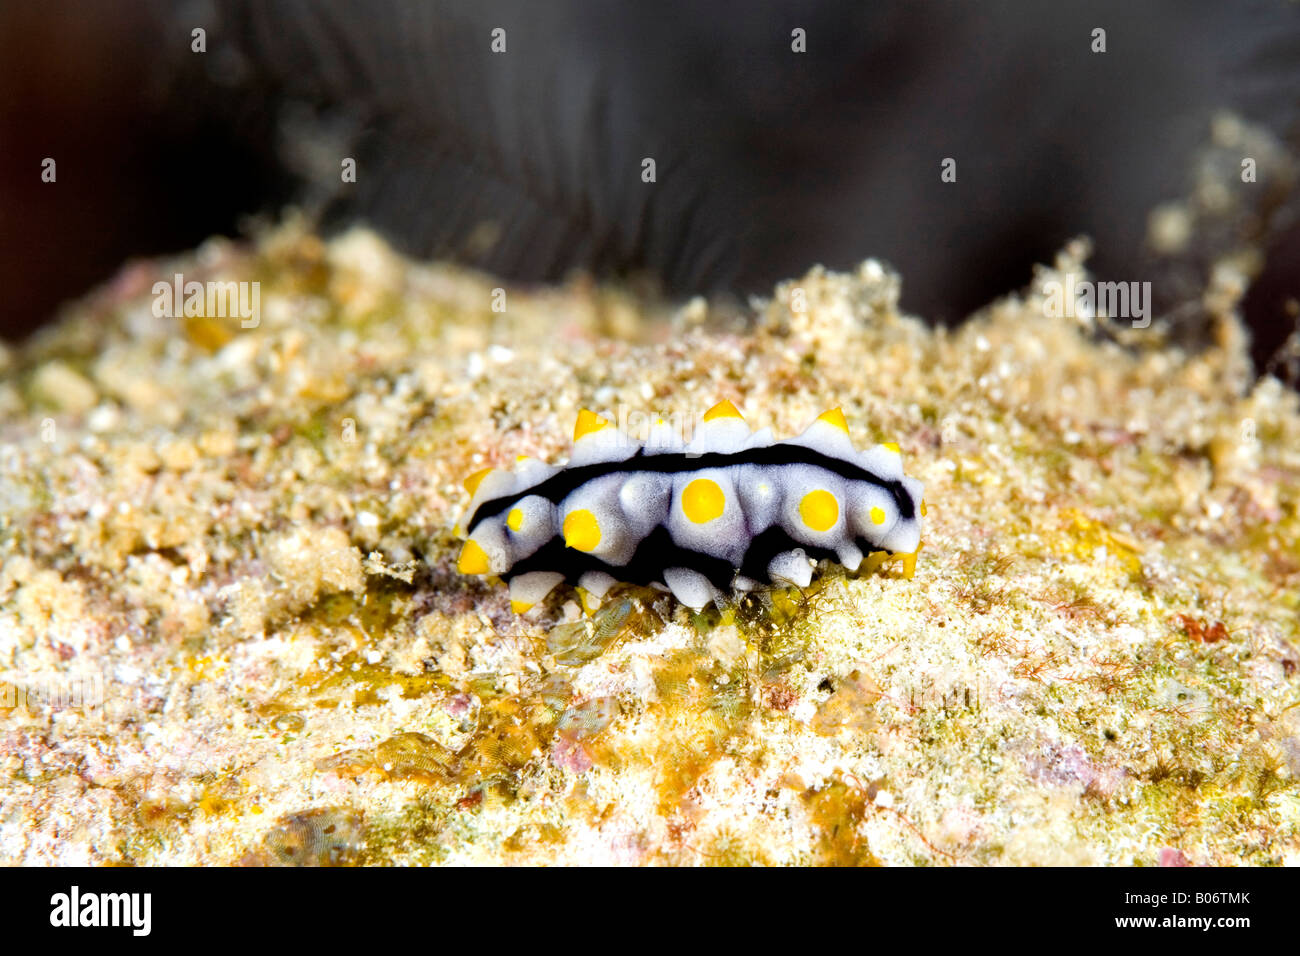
[
  {"x1": 738, "y1": 525, "x2": 840, "y2": 582},
  {"x1": 467, "y1": 444, "x2": 913, "y2": 534},
  {"x1": 505, "y1": 525, "x2": 737, "y2": 590},
  {"x1": 503, "y1": 522, "x2": 890, "y2": 590}
]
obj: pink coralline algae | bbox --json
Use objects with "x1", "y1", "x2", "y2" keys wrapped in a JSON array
[{"x1": 1021, "y1": 740, "x2": 1129, "y2": 798}]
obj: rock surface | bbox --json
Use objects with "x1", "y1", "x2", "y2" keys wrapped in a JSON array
[{"x1": 1, "y1": 225, "x2": 1297, "y2": 865}]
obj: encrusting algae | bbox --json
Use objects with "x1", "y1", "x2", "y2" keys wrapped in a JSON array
[{"x1": 0, "y1": 222, "x2": 1297, "y2": 865}]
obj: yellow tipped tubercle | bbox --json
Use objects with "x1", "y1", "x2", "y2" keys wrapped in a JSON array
[
  {"x1": 900, "y1": 542, "x2": 923, "y2": 580},
  {"x1": 458, "y1": 539, "x2": 491, "y2": 575},
  {"x1": 463, "y1": 467, "x2": 493, "y2": 495},
  {"x1": 574, "y1": 409, "x2": 608, "y2": 441},
  {"x1": 703, "y1": 399, "x2": 745, "y2": 423},
  {"x1": 563, "y1": 509, "x2": 602, "y2": 552},
  {"x1": 817, "y1": 407, "x2": 849, "y2": 433}
]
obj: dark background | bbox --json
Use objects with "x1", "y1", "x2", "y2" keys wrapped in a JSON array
[{"x1": 2, "y1": 1, "x2": 1298, "y2": 374}]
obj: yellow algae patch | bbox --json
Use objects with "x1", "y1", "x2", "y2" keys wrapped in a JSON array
[{"x1": 1059, "y1": 509, "x2": 1144, "y2": 578}]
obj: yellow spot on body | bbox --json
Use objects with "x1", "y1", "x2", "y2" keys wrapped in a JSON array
[
  {"x1": 921, "y1": 499, "x2": 928, "y2": 516},
  {"x1": 574, "y1": 409, "x2": 608, "y2": 441},
  {"x1": 817, "y1": 407, "x2": 849, "y2": 433},
  {"x1": 510, "y1": 600, "x2": 534, "y2": 614},
  {"x1": 563, "y1": 509, "x2": 602, "y2": 551},
  {"x1": 463, "y1": 467, "x2": 493, "y2": 495},
  {"x1": 800, "y1": 489, "x2": 839, "y2": 532},
  {"x1": 507, "y1": 507, "x2": 524, "y2": 531},
  {"x1": 458, "y1": 539, "x2": 490, "y2": 575},
  {"x1": 869, "y1": 506, "x2": 887, "y2": 525},
  {"x1": 682, "y1": 478, "x2": 726, "y2": 523},
  {"x1": 516, "y1": 455, "x2": 530, "y2": 462},
  {"x1": 704, "y1": 399, "x2": 744, "y2": 423},
  {"x1": 882, "y1": 441, "x2": 901, "y2": 453}
]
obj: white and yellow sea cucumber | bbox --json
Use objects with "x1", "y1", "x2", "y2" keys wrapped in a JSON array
[{"x1": 457, "y1": 401, "x2": 924, "y2": 612}]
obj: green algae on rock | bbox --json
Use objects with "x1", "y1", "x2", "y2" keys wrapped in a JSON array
[{"x1": 0, "y1": 224, "x2": 1297, "y2": 865}]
